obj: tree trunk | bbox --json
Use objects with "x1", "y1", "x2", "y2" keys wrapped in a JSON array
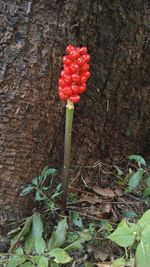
[{"x1": 0, "y1": 0, "x2": 150, "y2": 223}]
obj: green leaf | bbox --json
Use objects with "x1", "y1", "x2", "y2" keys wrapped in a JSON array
[
  {"x1": 49, "y1": 248, "x2": 72, "y2": 264},
  {"x1": 20, "y1": 186, "x2": 34, "y2": 196},
  {"x1": 50, "y1": 261, "x2": 59, "y2": 267},
  {"x1": 136, "y1": 241, "x2": 150, "y2": 267},
  {"x1": 7, "y1": 255, "x2": 26, "y2": 267},
  {"x1": 38, "y1": 167, "x2": 57, "y2": 184},
  {"x1": 122, "y1": 210, "x2": 137, "y2": 218},
  {"x1": 10, "y1": 216, "x2": 32, "y2": 250},
  {"x1": 146, "y1": 176, "x2": 150, "y2": 187},
  {"x1": 35, "y1": 237, "x2": 46, "y2": 254},
  {"x1": 20, "y1": 262, "x2": 33, "y2": 267},
  {"x1": 37, "y1": 256, "x2": 48, "y2": 267},
  {"x1": 128, "y1": 155, "x2": 146, "y2": 167},
  {"x1": 48, "y1": 218, "x2": 67, "y2": 250},
  {"x1": 35, "y1": 191, "x2": 45, "y2": 201},
  {"x1": 71, "y1": 212, "x2": 83, "y2": 228},
  {"x1": 16, "y1": 247, "x2": 24, "y2": 255},
  {"x1": 25, "y1": 213, "x2": 45, "y2": 254},
  {"x1": 128, "y1": 168, "x2": 144, "y2": 192},
  {"x1": 140, "y1": 224, "x2": 150, "y2": 245},
  {"x1": 32, "y1": 177, "x2": 38, "y2": 185},
  {"x1": 114, "y1": 165, "x2": 123, "y2": 176},
  {"x1": 112, "y1": 257, "x2": 126, "y2": 267},
  {"x1": 143, "y1": 188, "x2": 150, "y2": 197},
  {"x1": 108, "y1": 220, "x2": 136, "y2": 247},
  {"x1": 138, "y1": 209, "x2": 150, "y2": 227},
  {"x1": 65, "y1": 229, "x2": 91, "y2": 251}
]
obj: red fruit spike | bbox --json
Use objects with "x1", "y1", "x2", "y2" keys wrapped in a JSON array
[
  {"x1": 82, "y1": 54, "x2": 90, "y2": 63},
  {"x1": 71, "y1": 84, "x2": 79, "y2": 94},
  {"x1": 84, "y1": 71, "x2": 91, "y2": 79},
  {"x1": 71, "y1": 74, "x2": 80, "y2": 84},
  {"x1": 78, "y1": 84, "x2": 86, "y2": 94},
  {"x1": 62, "y1": 86, "x2": 72, "y2": 96},
  {"x1": 69, "y1": 50, "x2": 80, "y2": 61},
  {"x1": 63, "y1": 56, "x2": 72, "y2": 65},
  {"x1": 66, "y1": 45, "x2": 75, "y2": 54},
  {"x1": 58, "y1": 86, "x2": 62, "y2": 92},
  {"x1": 80, "y1": 63, "x2": 90, "y2": 72},
  {"x1": 70, "y1": 63, "x2": 80, "y2": 73},
  {"x1": 63, "y1": 66, "x2": 71, "y2": 75},
  {"x1": 69, "y1": 95, "x2": 80, "y2": 103},
  {"x1": 80, "y1": 47, "x2": 87, "y2": 55},
  {"x1": 59, "y1": 92, "x2": 68, "y2": 100},
  {"x1": 58, "y1": 78, "x2": 66, "y2": 87}
]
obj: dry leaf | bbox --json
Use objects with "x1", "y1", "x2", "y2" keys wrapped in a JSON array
[
  {"x1": 93, "y1": 186, "x2": 115, "y2": 198},
  {"x1": 93, "y1": 246, "x2": 109, "y2": 261},
  {"x1": 114, "y1": 187, "x2": 123, "y2": 196},
  {"x1": 80, "y1": 193, "x2": 102, "y2": 204},
  {"x1": 95, "y1": 263, "x2": 112, "y2": 267},
  {"x1": 102, "y1": 203, "x2": 111, "y2": 213}
]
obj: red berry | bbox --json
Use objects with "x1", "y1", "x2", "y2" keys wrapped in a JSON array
[
  {"x1": 80, "y1": 63, "x2": 90, "y2": 72},
  {"x1": 58, "y1": 78, "x2": 66, "y2": 87},
  {"x1": 63, "y1": 66, "x2": 71, "y2": 75},
  {"x1": 77, "y1": 57, "x2": 86, "y2": 66},
  {"x1": 78, "y1": 84, "x2": 86, "y2": 93},
  {"x1": 69, "y1": 95, "x2": 80, "y2": 103},
  {"x1": 70, "y1": 63, "x2": 80, "y2": 73},
  {"x1": 80, "y1": 75, "x2": 87, "y2": 83},
  {"x1": 63, "y1": 56, "x2": 72, "y2": 65},
  {"x1": 59, "y1": 92, "x2": 68, "y2": 100},
  {"x1": 66, "y1": 45, "x2": 75, "y2": 54},
  {"x1": 82, "y1": 54, "x2": 90, "y2": 63},
  {"x1": 62, "y1": 86, "x2": 72, "y2": 96},
  {"x1": 84, "y1": 71, "x2": 91, "y2": 79},
  {"x1": 71, "y1": 74, "x2": 80, "y2": 83},
  {"x1": 63, "y1": 76, "x2": 72, "y2": 85},
  {"x1": 80, "y1": 47, "x2": 87, "y2": 55},
  {"x1": 71, "y1": 84, "x2": 79, "y2": 94},
  {"x1": 69, "y1": 50, "x2": 80, "y2": 61}
]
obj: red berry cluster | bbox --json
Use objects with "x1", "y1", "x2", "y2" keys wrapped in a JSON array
[{"x1": 58, "y1": 45, "x2": 90, "y2": 103}]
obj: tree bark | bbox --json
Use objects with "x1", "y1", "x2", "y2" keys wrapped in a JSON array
[{"x1": 0, "y1": 0, "x2": 150, "y2": 223}]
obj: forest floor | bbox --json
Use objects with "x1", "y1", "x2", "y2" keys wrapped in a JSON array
[{"x1": 0, "y1": 156, "x2": 150, "y2": 267}]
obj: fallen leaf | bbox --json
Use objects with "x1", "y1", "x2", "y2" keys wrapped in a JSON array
[
  {"x1": 114, "y1": 188, "x2": 123, "y2": 196},
  {"x1": 93, "y1": 186, "x2": 115, "y2": 198},
  {"x1": 80, "y1": 193, "x2": 102, "y2": 204},
  {"x1": 95, "y1": 263, "x2": 112, "y2": 267},
  {"x1": 102, "y1": 203, "x2": 111, "y2": 213},
  {"x1": 93, "y1": 246, "x2": 109, "y2": 261}
]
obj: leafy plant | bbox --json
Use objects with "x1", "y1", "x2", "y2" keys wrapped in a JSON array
[
  {"x1": 108, "y1": 209, "x2": 150, "y2": 267},
  {"x1": 20, "y1": 167, "x2": 61, "y2": 211},
  {"x1": 7, "y1": 213, "x2": 91, "y2": 267}
]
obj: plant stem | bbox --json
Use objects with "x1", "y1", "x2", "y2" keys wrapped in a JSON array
[{"x1": 61, "y1": 100, "x2": 74, "y2": 215}]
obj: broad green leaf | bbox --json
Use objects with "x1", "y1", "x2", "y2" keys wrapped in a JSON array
[
  {"x1": 32, "y1": 177, "x2": 38, "y2": 185},
  {"x1": 122, "y1": 210, "x2": 137, "y2": 218},
  {"x1": 71, "y1": 212, "x2": 83, "y2": 228},
  {"x1": 49, "y1": 248, "x2": 72, "y2": 264},
  {"x1": 128, "y1": 168, "x2": 144, "y2": 192},
  {"x1": 108, "y1": 220, "x2": 135, "y2": 247},
  {"x1": 10, "y1": 216, "x2": 32, "y2": 250},
  {"x1": 128, "y1": 155, "x2": 146, "y2": 167},
  {"x1": 128, "y1": 222, "x2": 140, "y2": 233},
  {"x1": 112, "y1": 257, "x2": 126, "y2": 267},
  {"x1": 20, "y1": 186, "x2": 34, "y2": 196},
  {"x1": 35, "y1": 237, "x2": 46, "y2": 254},
  {"x1": 140, "y1": 224, "x2": 150, "y2": 244},
  {"x1": 50, "y1": 261, "x2": 59, "y2": 267},
  {"x1": 7, "y1": 255, "x2": 26, "y2": 267},
  {"x1": 25, "y1": 213, "x2": 45, "y2": 254},
  {"x1": 20, "y1": 262, "x2": 33, "y2": 267},
  {"x1": 64, "y1": 239, "x2": 83, "y2": 251},
  {"x1": 24, "y1": 232, "x2": 35, "y2": 254},
  {"x1": 38, "y1": 256, "x2": 48, "y2": 267},
  {"x1": 39, "y1": 167, "x2": 57, "y2": 183},
  {"x1": 31, "y1": 256, "x2": 41, "y2": 264},
  {"x1": 138, "y1": 209, "x2": 150, "y2": 227},
  {"x1": 136, "y1": 241, "x2": 150, "y2": 267},
  {"x1": 48, "y1": 219, "x2": 67, "y2": 250},
  {"x1": 143, "y1": 187, "x2": 150, "y2": 197},
  {"x1": 146, "y1": 176, "x2": 150, "y2": 187}
]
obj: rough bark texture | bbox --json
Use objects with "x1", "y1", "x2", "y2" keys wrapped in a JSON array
[{"x1": 0, "y1": 0, "x2": 150, "y2": 223}]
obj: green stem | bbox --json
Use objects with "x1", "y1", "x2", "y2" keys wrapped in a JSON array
[{"x1": 61, "y1": 100, "x2": 74, "y2": 215}]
